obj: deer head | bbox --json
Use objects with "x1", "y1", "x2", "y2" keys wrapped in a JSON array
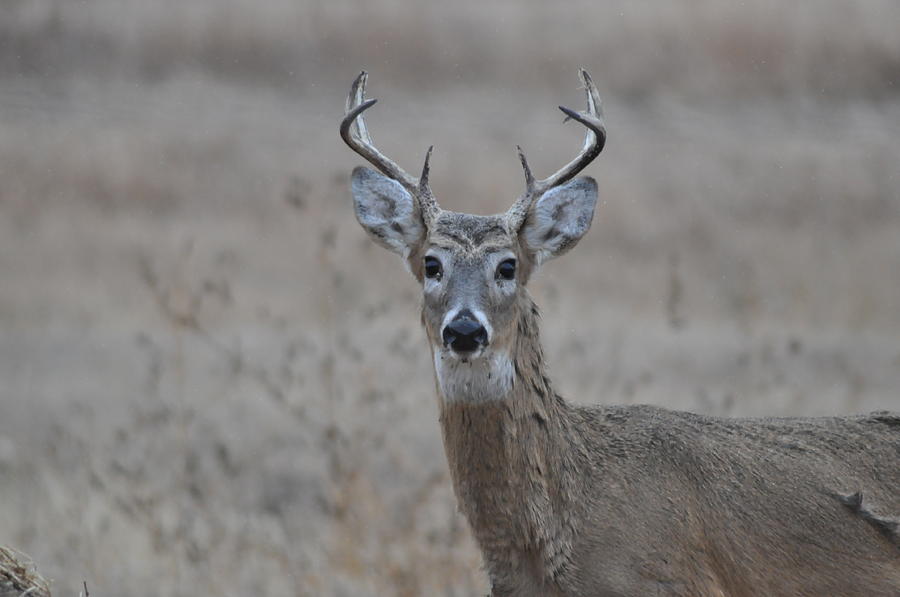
[{"x1": 341, "y1": 70, "x2": 606, "y2": 380}]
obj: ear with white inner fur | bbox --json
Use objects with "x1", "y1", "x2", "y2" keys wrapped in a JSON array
[
  {"x1": 521, "y1": 177, "x2": 598, "y2": 265},
  {"x1": 351, "y1": 166, "x2": 425, "y2": 257}
]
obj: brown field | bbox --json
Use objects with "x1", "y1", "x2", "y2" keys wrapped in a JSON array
[{"x1": 1, "y1": 1, "x2": 899, "y2": 595}]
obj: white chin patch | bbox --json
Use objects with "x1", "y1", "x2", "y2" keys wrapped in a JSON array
[{"x1": 434, "y1": 349, "x2": 514, "y2": 403}]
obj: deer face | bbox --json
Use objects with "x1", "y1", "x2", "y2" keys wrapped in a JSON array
[
  {"x1": 350, "y1": 166, "x2": 598, "y2": 362},
  {"x1": 415, "y1": 210, "x2": 521, "y2": 361}
]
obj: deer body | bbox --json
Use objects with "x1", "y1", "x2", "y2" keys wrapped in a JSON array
[
  {"x1": 437, "y1": 289, "x2": 899, "y2": 596},
  {"x1": 341, "y1": 71, "x2": 900, "y2": 596}
]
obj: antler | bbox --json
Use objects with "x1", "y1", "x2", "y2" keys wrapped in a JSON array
[
  {"x1": 340, "y1": 72, "x2": 441, "y2": 224},
  {"x1": 507, "y1": 69, "x2": 606, "y2": 230}
]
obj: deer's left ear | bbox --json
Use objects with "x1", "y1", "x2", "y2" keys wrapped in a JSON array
[{"x1": 521, "y1": 177, "x2": 597, "y2": 264}]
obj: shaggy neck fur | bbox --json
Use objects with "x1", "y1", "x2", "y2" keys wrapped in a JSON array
[{"x1": 433, "y1": 293, "x2": 584, "y2": 593}]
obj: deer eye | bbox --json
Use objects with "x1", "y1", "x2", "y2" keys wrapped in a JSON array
[
  {"x1": 424, "y1": 256, "x2": 443, "y2": 280},
  {"x1": 496, "y1": 258, "x2": 516, "y2": 281}
]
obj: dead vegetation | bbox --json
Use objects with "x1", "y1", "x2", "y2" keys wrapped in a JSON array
[
  {"x1": 2, "y1": 0, "x2": 900, "y2": 100},
  {"x1": 0, "y1": 547, "x2": 51, "y2": 597}
]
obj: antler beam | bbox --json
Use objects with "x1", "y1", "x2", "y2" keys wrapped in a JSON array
[
  {"x1": 340, "y1": 72, "x2": 440, "y2": 222},
  {"x1": 507, "y1": 69, "x2": 606, "y2": 230}
]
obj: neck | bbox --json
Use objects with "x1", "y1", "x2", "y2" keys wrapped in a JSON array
[{"x1": 432, "y1": 293, "x2": 579, "y2": 583}]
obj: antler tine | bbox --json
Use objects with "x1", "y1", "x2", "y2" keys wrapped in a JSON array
[
  {"x1": 517, "y1": 145, "x2": 535, "y2": 193},
  {"x1": 419, "y1": 145, "x2": 434, "y2": 193},
  {"x1": 340, "y1": 71, "x2": 420, "y2": 196},
  {"x1": 507, "y1": 69, "x2": 606, "y2": 231},
  {"x1": 541, "y1": 69, "x2": 606, "y2": 194},
  {"x1": 344, "y1": 71, "x2": 372, "y2": 145},
  {"x1": 416, "y1": 145, "x2": 441, "y2": 223}
]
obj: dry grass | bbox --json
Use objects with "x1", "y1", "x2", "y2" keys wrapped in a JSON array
[
  {"x1": 0, "y1": 547, "x2": 51, "y2": 597},
  {"x1": 0, "y1": 1, "x2": 898, "y2": 595},
  {"x1": 2, "y1": 0, "x2": 900, "y2": 100}
]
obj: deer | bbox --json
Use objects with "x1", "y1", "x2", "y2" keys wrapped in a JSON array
[{"x1": 339, "y1": 70, "x2": 900, "y2": 597}]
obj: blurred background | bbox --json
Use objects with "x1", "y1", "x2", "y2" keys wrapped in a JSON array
[{"x1": 0, "y1": 1, "x2": 898, "y2": 595}]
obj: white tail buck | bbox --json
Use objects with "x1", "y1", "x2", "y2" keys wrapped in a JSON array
[{"x1": 340, "y1": 70, "x2": 900, "y2": 597}]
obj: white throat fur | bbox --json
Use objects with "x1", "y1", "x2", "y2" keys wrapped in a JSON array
[{"x1": 433, "y1": 350, "x2": 515, "y2": 404}]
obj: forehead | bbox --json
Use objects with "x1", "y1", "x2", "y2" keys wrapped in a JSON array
[{"x1": 428, "y1": 212, "x2": 514, "y2": 255}]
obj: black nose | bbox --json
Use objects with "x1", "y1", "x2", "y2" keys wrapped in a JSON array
[{"x1": 442, "y1": 310, "x2": 488, "y2": 353}]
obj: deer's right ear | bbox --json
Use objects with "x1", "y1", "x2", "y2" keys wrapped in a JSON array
[{"x1": 351, "y1": 167, "x2": 425, "y2": 257}]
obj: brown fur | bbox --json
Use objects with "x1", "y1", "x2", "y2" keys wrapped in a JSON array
[{"x1": 437, "y1": 292, "x2": 900, "y2": 596}]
